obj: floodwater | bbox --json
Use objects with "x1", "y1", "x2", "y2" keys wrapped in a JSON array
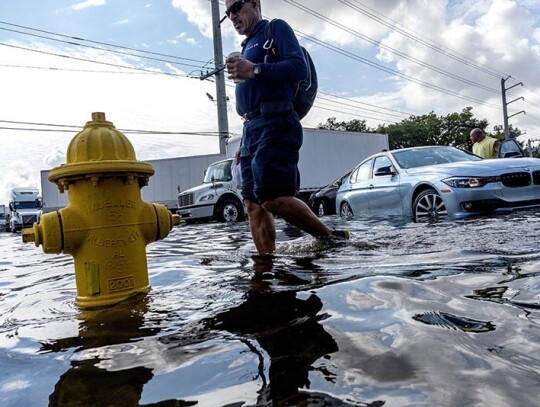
[{"x1": 1, "y1": 209, "x2": 540, "y2": 406}]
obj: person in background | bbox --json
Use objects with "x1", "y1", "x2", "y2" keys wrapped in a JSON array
[
  {"x1": 470, "y1": 128, "x2": 499, "y2": 159},
  {"x1": 224, "y1": 0, "x2": 349, "y2": 255},
  {"x1": 231, "y1": 148, "x2": 242, "y2": 189}
]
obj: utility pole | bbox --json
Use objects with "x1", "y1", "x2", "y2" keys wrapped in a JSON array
[
  {"x1": 210, "y1": 0, "x2": 229, "y2": 154},
  {"x1": 501, "y1": 77, "x2": 525, "y2": 140}
]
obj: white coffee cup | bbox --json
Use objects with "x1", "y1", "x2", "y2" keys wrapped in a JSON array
[{"x1": 227, "y1": 51, "x2": 244, "y2": 84}]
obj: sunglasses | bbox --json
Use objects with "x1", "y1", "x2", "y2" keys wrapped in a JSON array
[{"x1": 225, "y1": 0, "x2": 248, "y2": 18}]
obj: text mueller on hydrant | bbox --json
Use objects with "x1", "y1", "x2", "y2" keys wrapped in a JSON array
[{"x1": 22, "y1": 112, "x2": 180, "y2": 308}]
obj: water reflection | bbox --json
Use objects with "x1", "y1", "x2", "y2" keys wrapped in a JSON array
[
  {"x1": 2, "y1": 209, "x2": 540, "y2": 406},
  {"x1": 42, "y1": 257, "x2": 346, "y2": 406},
  {"x1": 40, "y1": 295, "x2": 158, "y2": 353},
  {"x1": 50, "y1": 361, "x2": 155, "y2": 407},
  {"x1": 43, "y1": 296, "x2": 205, "y2": 406},
  {"x1": 207, "y1": 255, "x2": 340, "y2": 404},
  {"x1": 413, "y1": 311, "x2": 496, "y2": 333},
  {"x1": 42, "y1": 297, "x2": 148, "y2": 406}
]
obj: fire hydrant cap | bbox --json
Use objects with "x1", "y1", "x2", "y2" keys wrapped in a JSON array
[{"x1": 49, "y1": 112, "x2": 154, "y2": 183}]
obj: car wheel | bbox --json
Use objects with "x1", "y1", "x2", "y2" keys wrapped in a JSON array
[
  {"x1": 413, "y1": 188, "x2": 448, "y2": 222},
  {"x1": 317, "y1": 201, "x2": 326, "y2": 216},
  {"x1": 216, "y1": 198, "x2": 244, "y2": 222},
  {"x1": 340, "y1": 202, "x2": 354, "y2": 219}
]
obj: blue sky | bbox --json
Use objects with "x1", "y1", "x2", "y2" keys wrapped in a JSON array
[{"x1": 1, "y1": 0, "x2": 540, "y2": 204}]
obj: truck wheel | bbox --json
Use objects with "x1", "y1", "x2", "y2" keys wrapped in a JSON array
[{"x1": 216, "y1": 198, "x2": 244, "y2": 222}]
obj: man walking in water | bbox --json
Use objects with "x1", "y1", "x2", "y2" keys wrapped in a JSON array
[{"x1": 225, "y1": 0, "x2": 349, "y2": 255}]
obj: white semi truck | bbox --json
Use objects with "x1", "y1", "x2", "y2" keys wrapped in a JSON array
[
  {"x1": 176, "y1": 129, "x2": 389, "y2": 223},
  {"x1": 41, "y1": 153, "x2": 225, "y2": 213},
  {"x1": 177, "y1": 158, "x2": 244, "y2": 222},
  {"x1": 0, "y1": 204, "x2": 8, "y2": 232},
  {"x1": 6, "y1": 187, "x2": 43, "y2": 232}
]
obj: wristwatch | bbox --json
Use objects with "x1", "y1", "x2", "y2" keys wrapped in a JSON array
[{"x1": 253, "y1": 64, "x2": 261, "y2": 77}]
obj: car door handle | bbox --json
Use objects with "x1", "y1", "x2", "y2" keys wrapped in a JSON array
[{"x1": 368, "y1": 184, "x2": 374, "y2": 189}]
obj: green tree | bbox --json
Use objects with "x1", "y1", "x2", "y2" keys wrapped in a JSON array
[
  {"x1": 441, "y1": 107, "x2": 488, "y2": 150},
  {"x1": 375, "y1": 111, "x2": 443, "y2": 149},
  {"x1": 317, "y1": 107, "x2": 497, "y2": 151},
  {"x1": 492, "y1": 124, "x2": 522, "y2": 140},
  {"x1": 316, "y1": 117, "x2": 369, "y2": 133}
]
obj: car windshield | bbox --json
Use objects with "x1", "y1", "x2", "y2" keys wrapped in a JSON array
[
  {"x1": 391, "y1": 147, "x2": 481, "y2": 169},
  {"x1": 204, "y1": 160, "x2": 232, "y2": 183}
]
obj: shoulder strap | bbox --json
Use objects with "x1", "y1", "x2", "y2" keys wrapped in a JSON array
[
  {"x1": 264, "y1": 19, "x2": 275, "y2": 47},
  {"x1": 263, "y1": 19, "x2": 277, "y2": 62}
]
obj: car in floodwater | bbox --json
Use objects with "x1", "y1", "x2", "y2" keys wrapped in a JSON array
[
  {"x1": 308, "y1": 169, "x2": 353, "y2": 216},
  {"x1": 336, "y1": 143, "x2": 540, "y2": 222}
]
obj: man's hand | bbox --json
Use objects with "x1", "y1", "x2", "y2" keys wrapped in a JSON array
[{"x1": 226, "y1": 55, "x2": 255, "y2": 82}]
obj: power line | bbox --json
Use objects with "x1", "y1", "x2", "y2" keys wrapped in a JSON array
[
  {"x1": 1, "y1": 19, "x2": 392, "y2": 122},
  {"x1": 0, "y1": 25, "x2": 209, "y2": 71},
  {"x1": 318, "y1": 90, "x2": 414, "y2": 117},
  {"x1": 286, "y1": 0, "x2": 499, "y2": 94},
  {"x1": 0, "y1": 120, "x2": 223, "y2": 137},
  {"x1": 3, "y1": 9, "x2": 531, "y2": 128},
  {"x1": 0, "y1": 59, "x2": 400, "y2": 124},
  {"x1": 0, "y1": 20, "x2": 213, "y2": 69},
  {"x1": 0, "y1": 63, "x2": 161, "y2": 75},
  {"x1": 0, "y1": 42, "x2": 189, "y2": 78},
  {"x1": 294, "y1": 30, "x2": 502, "y2": 109},
  {"x1": 311, "y1": 102, "x2": 398, "y2": 124},
  {"x1": 316, "y1": 96, "x2": 406, "y2": 121},
  {"x1": 338, "y1": 0, "x2": 508, "y2": 79}
]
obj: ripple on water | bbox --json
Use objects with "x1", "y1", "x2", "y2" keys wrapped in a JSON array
[{"x1": 0, "y1": 209, "x2": 540, "y2": 406}]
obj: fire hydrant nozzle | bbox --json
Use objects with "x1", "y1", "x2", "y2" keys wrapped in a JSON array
[{"x1": 24, "y1": 112, "x2": 180, "y2": 308}]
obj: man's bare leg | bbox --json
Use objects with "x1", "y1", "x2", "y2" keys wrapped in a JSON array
[
  {"x1": 245, "y1": 200, "x2": 276, "y2": 255},
  {"x1": 262, "y1": 196, "x2": 332, "y2": 237}
]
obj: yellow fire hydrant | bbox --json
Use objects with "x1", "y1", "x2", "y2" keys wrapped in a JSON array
[{"x1": 23, "y1": 112, "x2": 180, "y2": 308}]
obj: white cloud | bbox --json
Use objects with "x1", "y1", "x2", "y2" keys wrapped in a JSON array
[
  {"x1": 113, "y1": 19, "x2": 130, "y2": 26},
  {"x1": 168, "y1": 32, "x2": 200, "y2": 47},
  {"x1": 180, "y1": 0, "x2": 540, "y2": 123},
  {"x1": 44, "y1": 146, "x2": 67, "y2": 168},
  {"x1": 172, "y1": 0, "x2": 215, "y2": 38},
  {"x1": 69, "y1": 0, "x2": 106, "y2": 11},
  {"x1": 0, "y1": 40, "x2": 238, "y2": 204},
  {"x1": 0, "y1": 380, "x2": 31, "y2": 392},
  {"x1": 2, "y1": 0, "x2": 540, "y2": 203}
]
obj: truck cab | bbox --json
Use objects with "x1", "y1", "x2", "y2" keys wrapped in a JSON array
[
  {"x1": 7, "y1": 187, "x2": 43, "y2": 232},
  {"x1": 176, "y1": 159, "x2": 244, "y2": 223}
]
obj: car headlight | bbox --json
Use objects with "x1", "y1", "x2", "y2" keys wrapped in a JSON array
[
  {"x1": 442, "y1": 176, "x2": 497, "y2": 188},
  {"x1": 199, "y1": 194, "x2": 215, "y2": 202}
]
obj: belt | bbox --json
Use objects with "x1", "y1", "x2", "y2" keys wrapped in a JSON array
[{"x1": 241, "y1": 109, "x2": 262, "y2": 121}]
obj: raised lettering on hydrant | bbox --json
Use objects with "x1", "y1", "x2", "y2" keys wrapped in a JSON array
[{"x1": 22, "y1": 112, "x2": 180, "y2": 308}]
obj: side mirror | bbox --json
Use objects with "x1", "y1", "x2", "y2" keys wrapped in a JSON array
[
  {"x1": 499, "y1": 139, "x2": 524, "y2": 158},
  {"x1": 374, "y1": 166, "x2": 395, "y2": 176}
]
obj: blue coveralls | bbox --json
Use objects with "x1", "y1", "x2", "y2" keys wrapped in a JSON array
[{"x1": 236, "y1": 19, "x2": 307, "y2": 204}]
